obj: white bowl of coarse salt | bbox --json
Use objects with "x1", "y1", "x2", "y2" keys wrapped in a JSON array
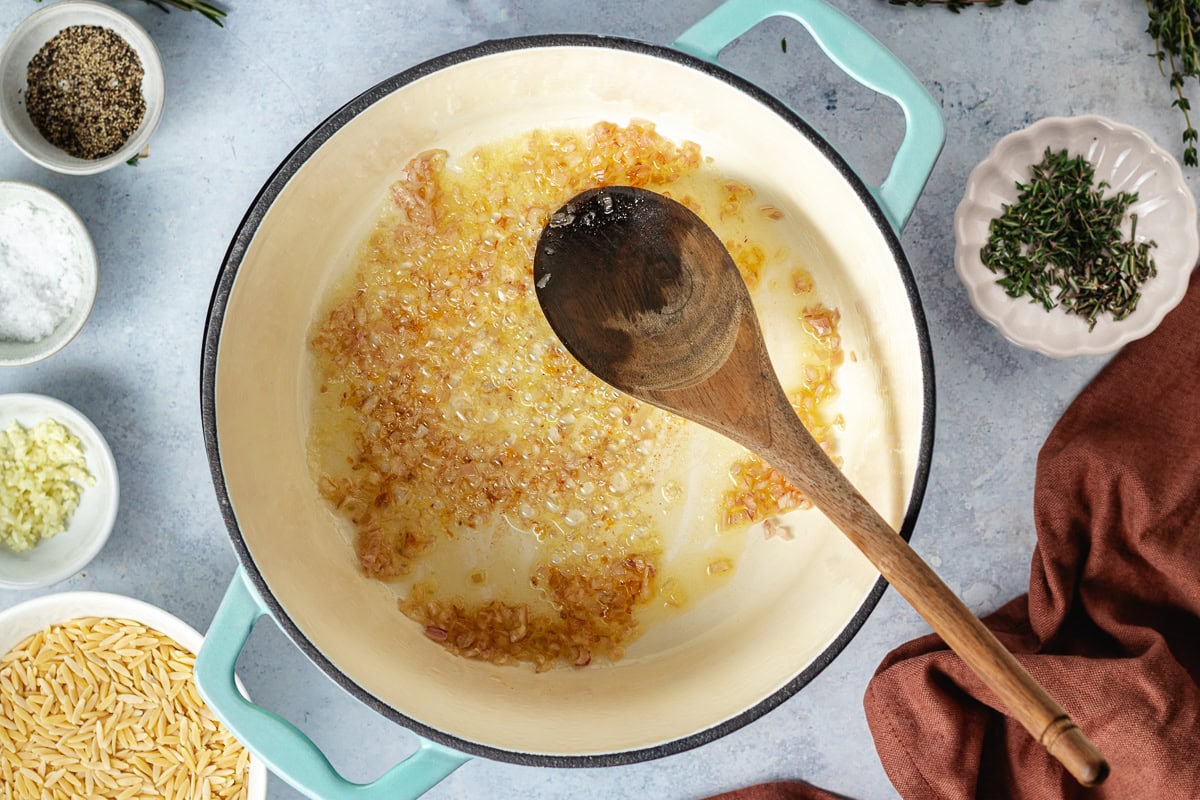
[{"x1": 0, "y1": 181, "x2": 97, "y2": 366}]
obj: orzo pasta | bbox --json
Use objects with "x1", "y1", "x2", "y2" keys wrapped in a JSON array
[{"x1": 0, "y1": 617, "x2": 249, "y2": 800}]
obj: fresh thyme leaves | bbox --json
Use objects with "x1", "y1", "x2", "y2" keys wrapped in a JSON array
[
  {"x1": 1146, "y1": 0, "x2": 1200, "y2": 165},
  {"x1": 980, "y1": 148, "x2": 1158, "y2": 331}
]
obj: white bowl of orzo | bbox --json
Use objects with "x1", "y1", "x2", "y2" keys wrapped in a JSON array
[{"x1": 0, "y1": 591, "x2": 267, "y2": 799}]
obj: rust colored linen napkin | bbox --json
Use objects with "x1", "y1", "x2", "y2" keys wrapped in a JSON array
[{"x1": 710, "y1": 269, "x2": 1200, "y2": 800}]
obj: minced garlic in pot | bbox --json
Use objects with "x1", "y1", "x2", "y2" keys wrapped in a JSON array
[{"x1": 0, "y1": 418, "x2": 93, "y2": 551}]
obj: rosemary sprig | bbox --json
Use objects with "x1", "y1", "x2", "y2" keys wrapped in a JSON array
[
  {"x1": 140, "y1": 1, "x2": 226, "y2": 27},
  {"x1": 980, "y1": 148, "x2": 1158, "y2": 331},
  {"x1": 34, "y1": 0, "x2": 227, "y2": 26}
]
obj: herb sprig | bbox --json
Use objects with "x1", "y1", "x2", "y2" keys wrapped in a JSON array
[
  {"x1": 981, "y1": 148, "x2": 1158, "y2": 330},
  {"x1": 34, "y1": 0, "x2": 227, "y2": 27},
  {"x1": 886, "y1": 0, "x2": 1030, "y2": 11},
  {"x1": 141, "y1": 1, "x2": 226, "y2": 26},
  {"x1": 1146, "y1": 0, "x2": 1200, "y2": 165}
]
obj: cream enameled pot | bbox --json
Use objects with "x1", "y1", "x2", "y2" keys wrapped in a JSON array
[{"x1": 194, "y1": 1, "x2": 944, "y2": 797}]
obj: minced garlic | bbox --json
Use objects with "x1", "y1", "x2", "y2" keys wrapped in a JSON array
[{"x1": 0, "y1": 419, "x2": 93, "y2": 552}]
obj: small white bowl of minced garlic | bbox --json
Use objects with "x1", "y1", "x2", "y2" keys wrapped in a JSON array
[{"x1": 0, "y1": 393, "x2": 118, "y2": 589}]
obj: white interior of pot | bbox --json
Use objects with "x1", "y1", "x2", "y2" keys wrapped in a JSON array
[{"x1": 213, "y1": 44, "x2": 926, "y2": 756}]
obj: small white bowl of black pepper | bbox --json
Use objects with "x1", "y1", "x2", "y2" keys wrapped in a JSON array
[{"x1": 0, "y1": 0, "x2": 164, "y2": 174}]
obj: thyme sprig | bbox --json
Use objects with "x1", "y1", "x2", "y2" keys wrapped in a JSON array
[
  {"x1": 980, "y1": 148, "x2": 1158, "y2": 331},
  {"x1": 1146, "y1": 0, "x2": 1200, "y2": 165}
]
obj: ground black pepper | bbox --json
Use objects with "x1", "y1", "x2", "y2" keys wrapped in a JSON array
[{"x1": 25, "y1": 25, "x2": 146, "y2": 160}]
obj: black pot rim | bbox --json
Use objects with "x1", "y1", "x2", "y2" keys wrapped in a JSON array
[{"x1": 200, "y1": 33, "x2": 936, "y2": 770}]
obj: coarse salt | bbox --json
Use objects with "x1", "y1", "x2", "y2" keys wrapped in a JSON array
[{"x1": 0, "y1": 199, "x2": 83, "y2": 342}]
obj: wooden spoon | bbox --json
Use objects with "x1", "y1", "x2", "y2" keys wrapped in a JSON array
[{"x1": 533, "y1": 185, "x2": 1109, "y2": 787}]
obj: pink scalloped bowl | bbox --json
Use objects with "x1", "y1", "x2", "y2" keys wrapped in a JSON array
[{"x1": 954, "y1": 115, "x2": 1199, "y2": 358}]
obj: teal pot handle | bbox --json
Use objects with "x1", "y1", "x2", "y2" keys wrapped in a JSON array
[
  {"x1": 195, "y1": 569, "x2": 468, "y2": 800},
  {"x1": 673, "y1": 0, "x2": 944, "y2": 233}
]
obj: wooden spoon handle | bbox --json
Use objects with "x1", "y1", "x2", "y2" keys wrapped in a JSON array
[{"x1": 761, "y1": 400, "x2": 1109, "y2": 787}]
